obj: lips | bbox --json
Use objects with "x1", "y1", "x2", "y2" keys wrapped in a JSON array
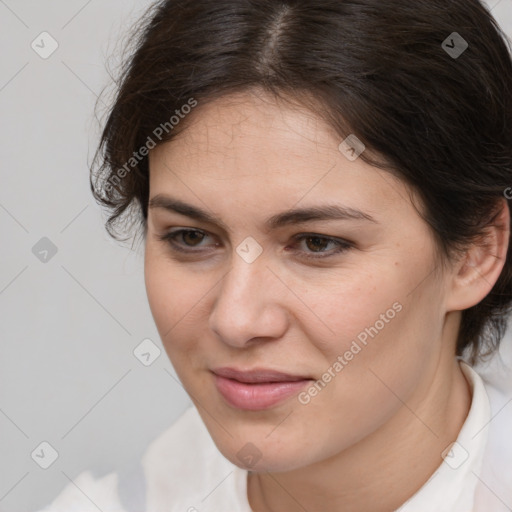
[
  {"x1": 212, "y1": 367, "x2": 314, "y2": 410},
  {"x1": 212, "y1": 367, "x2": 311, "y2": 383}
]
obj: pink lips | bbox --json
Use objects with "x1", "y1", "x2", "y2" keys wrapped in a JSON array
[{"x1": 212, "y1": 367, "x2": 313, "y2": 411}]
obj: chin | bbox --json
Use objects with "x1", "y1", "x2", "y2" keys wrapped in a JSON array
[
  {"x1": 204, "y1": 424, "x2": 323, "y2": 473},
  {"x1": 226, "y1": 445, "x2": 308, "y2": 473}
]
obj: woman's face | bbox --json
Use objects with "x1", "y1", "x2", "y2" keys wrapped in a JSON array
[{"x1": 144, "y1": 90, "x2": 455, "y2": 472}]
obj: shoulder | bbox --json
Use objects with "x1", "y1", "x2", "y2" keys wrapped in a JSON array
[
  {"x1": 34, "y1": 406, "x2": 244, "y2": 512},
  {"x1": 141, "y1": 405, "x2": 242, "y2": 507},
  {"x1": 473, "y1": 356, "x2": 512, "y2": 459},
  {"x1": 33, "y1": 408, "x2": 205, "y2": 512},
  {"x1": 475, "y1": 367, "x2": 512, "y2": 510},
  {"x1": 480, "y1": 374, "x2": 512, "y2": 466},
  {"x1": 34, "y1": 470, "x2": 125, "y2": 512}
]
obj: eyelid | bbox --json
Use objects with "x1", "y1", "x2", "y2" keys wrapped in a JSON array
[
  {"x1": 156, "y1": 228, "x2": 354, "y2": 259},
  {"x1": 290, "y1": 233, "x2": 353, "y2": 259}
]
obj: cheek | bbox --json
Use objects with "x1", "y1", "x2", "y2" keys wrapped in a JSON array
[
  {"x1": 144, "y1": 244, "x2": 219, "y2": 378},
  {"x1": 145, "y1": 250, "x2": 172, "y2": 325},
  {"x1": 301, "y1": 272, "x2": 442, "y2": 427},
  {"x1": 144, "y1": 246, "x2": 196, "y2": 343},
  {"x1": 299, "y1": 262, "x2": 440, "y2": 404},
  {"x1": 299, "y1": 265, "x2": 405, "y2": 354}
]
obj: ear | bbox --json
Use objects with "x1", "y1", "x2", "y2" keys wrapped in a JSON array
[{"x1": 445, "y1": 198, "x2": 510, "y2": 312}]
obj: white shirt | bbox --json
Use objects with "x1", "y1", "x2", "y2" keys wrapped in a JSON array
[{"x1": 36, "y1": 361, "x2": 512, "y2": 512}]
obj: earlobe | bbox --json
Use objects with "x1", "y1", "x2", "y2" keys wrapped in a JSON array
[{"x1": 445, "y1": 198, "x2": 510, "y2": 312}]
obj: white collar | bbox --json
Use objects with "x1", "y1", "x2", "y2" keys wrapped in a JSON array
[{"x1": 396, "y1": 361, "x2": 491, "y2": 511}]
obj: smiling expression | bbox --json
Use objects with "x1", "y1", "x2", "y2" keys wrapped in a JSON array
[{"x1": 144, "y1": 88, "x2": 456, "y2": 472}]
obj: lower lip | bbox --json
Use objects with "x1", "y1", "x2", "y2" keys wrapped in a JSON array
[{"x1": 213, "y1": 375, "x2": 312, "y2": 411}]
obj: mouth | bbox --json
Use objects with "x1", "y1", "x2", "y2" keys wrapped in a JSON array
[{"x1": 211, "y1": 367, "x2": 314, "y2": 411}]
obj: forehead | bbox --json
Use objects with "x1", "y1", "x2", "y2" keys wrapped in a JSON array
[
  {"x1": 150, "y1": 91, "x2": 338, "y2": 166},
  {"x1": 147, "y1": 91, "x2": 419, "y2": 226}
]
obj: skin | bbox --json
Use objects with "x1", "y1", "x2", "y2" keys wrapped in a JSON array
[{"x1": 143, "y1": 88, "x2": 510, "y2": 512}]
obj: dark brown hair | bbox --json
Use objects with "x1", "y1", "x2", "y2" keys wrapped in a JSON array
[{"x1": 90, "y1": 0, "x2": 512, "y2": 364}]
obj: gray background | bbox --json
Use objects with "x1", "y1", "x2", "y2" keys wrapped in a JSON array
[{"x1": 0, "y1": 1, "x2": 511, "y2": 511}]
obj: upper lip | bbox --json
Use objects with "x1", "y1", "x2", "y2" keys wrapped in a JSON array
[{"x1": 212, "y1": 367, "x2": 312, "y2": 383}]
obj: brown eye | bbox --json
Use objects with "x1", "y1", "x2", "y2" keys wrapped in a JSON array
[
  {"x1": 180, "y1": 230, "x2": 206, "y2": 247},
  {"x1": 291, "y1": 233, "x2": 353, "y2": 260},
  {"x1": 156, "y1": 229, "x2": 353, "y2": 261},
  {"x1": 303, "y1": 236, "x2": 331, "y2": 253},
  {"x1": 156, "y1": 229, "x2": 214, "y2": 253}
]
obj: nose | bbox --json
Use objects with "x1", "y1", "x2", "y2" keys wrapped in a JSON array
[{"x1": 208, "y1": 252, "x2": 289, "y2": 349}]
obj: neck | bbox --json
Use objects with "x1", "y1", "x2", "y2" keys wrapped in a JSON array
[{"x1": 248, "y1": 315, "x2": 472, "y2": 512}]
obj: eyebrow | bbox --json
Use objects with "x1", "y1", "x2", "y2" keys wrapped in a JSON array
[{"x1": 148, "y1": 194, "x2": 378, "y2": 232}]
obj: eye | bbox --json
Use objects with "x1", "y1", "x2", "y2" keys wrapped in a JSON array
[
  {"x1": 156, "y1": 229, "x2": 353, "y2": 260},
  {"x1": 156, "y1": 229, "x2": 216, "y2": 253},
  {"x1": 290, "y1": 233, "x2": 353, "y2": 260}
]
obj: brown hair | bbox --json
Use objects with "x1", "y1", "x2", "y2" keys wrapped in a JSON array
[{"x1": 90, "y1": 0, "x2": 512, "y2": 364}]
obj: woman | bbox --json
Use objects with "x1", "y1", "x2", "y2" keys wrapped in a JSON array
[{"x1": 39, "y1": 0, "x2": 512, "y2": 510}]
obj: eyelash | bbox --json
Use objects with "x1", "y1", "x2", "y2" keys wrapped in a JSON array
[{"x1": 156, "y1": 229, "x2": 353, "y2": 260}]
